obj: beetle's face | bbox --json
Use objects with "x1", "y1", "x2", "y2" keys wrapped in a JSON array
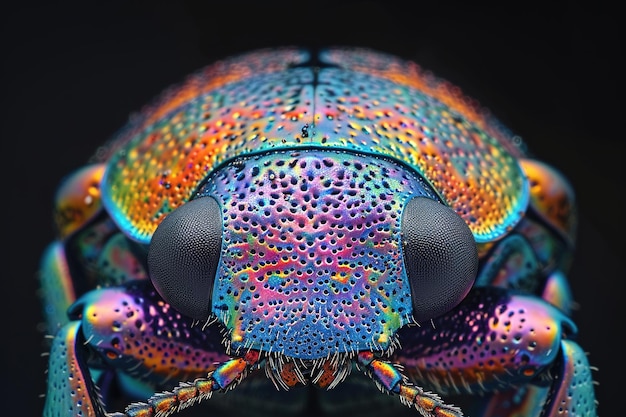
[{"x1": 148, "y1": 150, "x2": 479, "y2": 360}]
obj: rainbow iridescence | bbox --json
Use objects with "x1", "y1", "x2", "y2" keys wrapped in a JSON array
[
  {"x1": 102, "y1": 47, "x2": 528, "y2": 244},
  {"x1": 40, "y1": 47, "x2": 598, "y2": 417},
  {"x1": 198, "y1": 150, "x2": 441, "y2": 357}
]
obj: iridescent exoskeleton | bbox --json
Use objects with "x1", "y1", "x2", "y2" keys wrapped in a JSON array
[{"x1": 39, "y1": 47, "x2": 598, "y2": 417}]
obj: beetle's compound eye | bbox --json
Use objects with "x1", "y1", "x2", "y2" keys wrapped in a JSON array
[
  {"x1": 402, "y1": 197, "x2": 478, "y2": 323},
  {"x1": 148, "y1": 196, "x2": 222, "y2": 321}
]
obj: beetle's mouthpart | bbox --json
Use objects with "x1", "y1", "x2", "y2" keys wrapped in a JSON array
[
  {"x1": 401, "y1": 197, "x2": 478, "y2": 323},
  {"x1": 262, "y1": 353, "x2": 354, "y2": 390},
  {"x1": 147, "y1": 196, "x2": 222, "y2": 321}
]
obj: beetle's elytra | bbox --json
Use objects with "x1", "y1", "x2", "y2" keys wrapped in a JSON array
[{"x1": 39, "y1": 46, "x2": 598, "y2": 417}]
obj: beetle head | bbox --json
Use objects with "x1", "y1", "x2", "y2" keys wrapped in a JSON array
[{"x1": 148, "y1": 150, "x2": 477, "y2": 360}]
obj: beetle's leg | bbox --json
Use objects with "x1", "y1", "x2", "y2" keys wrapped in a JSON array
[
  {"x1": 38, "y1": 163, "x2": 113, "y2": 335},
  {"x1": 43, "y1": 279, "x2": 231, "y2": 415},
  {"x1": 518, "y1": 158, "x2": 577, "y2": 249},
  {"x1": 68, "y1": 280, "x2": 229, "y2": 398},
  {"x1": 120, "y1": 351, "x2": 261, "y2": 417},
  {"x1": 477, "y1": 158, "x2": 578, "y2": 313},
  {"x1": 44, "y1": 318, "x2": 258, "y2": 417},
  {"x1": 38, "y1": 223, "x2": 143, "y2": 344},
  {"x1": 475, "y1": 339, "x2": 597, "y2": 417},
  {"x1": 39, "y1": 241, "x2": 76, "y2": 334},
  {"x1": 44, "y1": 321, "x2": 108, "y2": 417},
  {"x1": 357, "y1": 351, "x2": 463, "y2": 417},
  {"x1": 393, "y1": 287, "x2": 597, "y2": 417},
  {"x1": 475, "y1": 222, "x2": 575, "y2": 314}
]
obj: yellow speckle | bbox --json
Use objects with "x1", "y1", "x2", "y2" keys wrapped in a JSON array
[{"x1": 377, "y1": 333, "x2": 388, "y2": 344}]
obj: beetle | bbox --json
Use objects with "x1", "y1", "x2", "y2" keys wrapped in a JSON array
[{"x1": 39, "y1": 46, "x2": 598, "y2": 417}]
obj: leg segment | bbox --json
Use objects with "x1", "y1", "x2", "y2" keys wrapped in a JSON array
[
  {"x1": 43, "y1": 321, "x2": 106, "y2": 417},
  {"x1": 44, "y1": 280, "x2": 232, "y2": 416},
  {"x1": 476, "y1": 339, "x2": 597, "y2": 417},
  {"x1": 69, "y1": 280, "x2": 229, "y2": 393},
  {"x1": 394, "y1": 287, "x2": 575, "y2": 394},
  {"x1": 357, "y1": 351, "x2": 463, "y2": 417},
  {"x1": 121, "y1": 351, "x2": 261, "y2": 417},
  {"x1": 39, "y1": 241, "x2": 75, "y2": 335},
  {"x1": 393, "y1": 287, "x2": 598, "y2": 416},
  {"x1": 43, "y1": 321, "x2": 258, "y2": 417},
  {"x1": 543, "y1": 340, "x2": 597, "y2": 416}
]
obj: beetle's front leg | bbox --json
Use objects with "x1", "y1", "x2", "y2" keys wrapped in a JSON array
[
  {"x1": 393, "y1": 287, "x2": 597, "y2": 417},
  {"x1": 475, "y1": 339, "x2": 596, "y2": 417},
  {"x1": 44, "y1": 280, "x2": 231, "y2": 416},
  {"x1": 44, "y1": 319, "x2": 259, "y2": 417},
  {"x1": 44, "y1": 320, "x2": 107, "y2": 417}
]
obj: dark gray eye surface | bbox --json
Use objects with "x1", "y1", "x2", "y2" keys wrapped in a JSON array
[
  {"x1": 148, "y1": 196, "x2": 222, "y2": 321},
  {"x1": 402, "y1": 197, "x2": 478, "y2": 323}
]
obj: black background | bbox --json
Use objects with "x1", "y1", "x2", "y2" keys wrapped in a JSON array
[{"x1": 4, "y1": 3, "x2": 622, "y2": 416}]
